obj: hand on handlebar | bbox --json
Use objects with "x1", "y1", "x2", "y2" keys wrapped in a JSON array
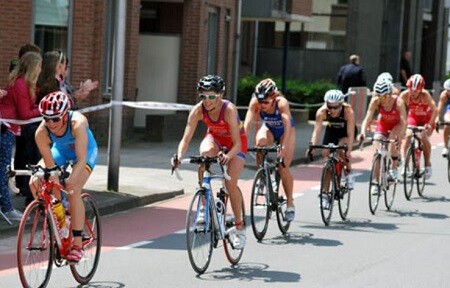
[
  {"x1": 170, "y1": 154, "x2": 180, "y2": 174},
  {"x1": 218, "y1": 151, "x2": 230, "y2": 165}
]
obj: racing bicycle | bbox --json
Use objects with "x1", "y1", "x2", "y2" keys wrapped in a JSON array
[
  {"x1": 403, "y1": 125, "x2": 427, "y2": 200},
  {"x1": 247, "y1": 145, "x2": 289, "y2": 241},
  {"x1": 174, "y1": 155, "x2": 245, "y2": 274},
  {"x1": 10, "y1": 165, "x2": 101, "y2": 288}
]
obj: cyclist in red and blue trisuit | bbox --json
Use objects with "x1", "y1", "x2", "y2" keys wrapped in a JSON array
[{"x1": 172, "y1": 75, "x2": 247, "y2": 249}]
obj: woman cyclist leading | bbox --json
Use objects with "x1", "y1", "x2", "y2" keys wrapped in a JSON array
[
  {"x1": 171, "y1": 75, "x2": 247, "y2": 249},
  {"x1": 243, "y1": 78, "x2": 296, "y2": 222},
  {"x1": 30, "y1": 91, "x2": 98, "y2": 262}
]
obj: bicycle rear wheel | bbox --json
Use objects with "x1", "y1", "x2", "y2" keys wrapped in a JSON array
[
  {"x1": 250, "y1": 168, "x2": 270, "y2": 241},
  {"x1": 275, "y1": 170, "x2": 290, "y2": 234},
  {"x1": 70, "y1": 193, "x2": 102, "y2": 284},
  {"x1": 417, "y1": 148, "x2": 426, "y2": 197},
  {"x1": 384, "y1": 157, "x2": 397, "y2": 210},
  {"x1": 17, "y1": 200, "x2": 54, "y2": 288},
  {"x1": 368, "y1": 154, "x2": 381, "y2": 215},
  {"x1": 403, "y1": 147, "x2": 415, "y2": 200},
  {"x1": 186, "y1": 189, "x2": 213, "y2": 274},
  {"x1": 320, "y1": 162, "x2": 334, "y2": 226},
  {"x1": 223, "y1": 187, "x2": 245, "y2": 265}
]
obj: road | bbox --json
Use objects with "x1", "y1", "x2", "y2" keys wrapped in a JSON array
[{"x1": 1, "y1": 139, "x2": 449, "y2": 287}]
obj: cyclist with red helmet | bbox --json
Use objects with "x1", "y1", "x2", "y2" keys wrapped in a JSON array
[
  {"x1": 435, "y1": 79, "x2": 450, "y2": 157},
  {"x1": 243, "y1": 78, "x2": 296, "y2": 222},
  {"x1": 31, "y1": 91, "x2": 98, "y2": 262},
  {"x1": 399, "y1": 74, "x2": 437, "y2": 179},
  {"x1": 171, "y1": 75, "x2": 247, "y2": 249}
]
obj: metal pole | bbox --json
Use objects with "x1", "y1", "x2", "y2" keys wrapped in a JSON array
[
  {"x1": 107, "y1": 0, "x2": 126, "y2": 191},
  {"x1": 252, "y1": 21, "x2": 259, "y2": 75},
  {"x1": 232, "y1": 0, "x2": 242, "y2": 104},
  {"x1": 281, "y1": 21, "x2": 290, "y2": 94}
]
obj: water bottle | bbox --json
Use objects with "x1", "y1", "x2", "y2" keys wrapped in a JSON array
[{"x1": 52, "y1": 197, "x2": 69, "y2": 238}]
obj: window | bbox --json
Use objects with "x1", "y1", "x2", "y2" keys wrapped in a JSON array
[{"x1": 34, "y1": 0, "x2": 70, "y2": 52}]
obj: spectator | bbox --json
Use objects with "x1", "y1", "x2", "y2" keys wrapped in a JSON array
[
  {"x1": 399, "y1": 50, "x2": 412, "y2": 87},
  {"x1": 9, "y1": 43, "x2": 41, "y2": 73},
  {"x1": 9, "y1": 43, "x2": 41, "y2": 204},
  {"x1": 336, "y1": 54, "x2": 367, "y2": 95},
  {"x1": 0, "y1": 51, "x2": 42, "y2": 219}
]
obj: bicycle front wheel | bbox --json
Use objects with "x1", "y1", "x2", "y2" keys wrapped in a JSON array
[
  {"x1": 320, "y1": 162, "x2": 334, "y2": 226},
  {"x1": 186, "y1": 189, "x2": 213, "y2": 274},
  {"x1": 223, "y1": 187, "x2": 245, "y2": 265},
  {"x1": 250, "y1": 168, "x2": 270, "y2": 241},
  {"x1": 403, "y1": 147, "x2": 415, "y2": 200},
  {"x1": 417, "y1": 149, "x2": 426, "y2": 197},
  {"x1": 70, "y1": 193, "x2": 102, "y2": 284},
  {"x1": 384, "y1": 156, "x2": 397, "y2": 210},
  {"x1": 275, "y1": 169, "x2": 290, "y2": 234},
  {"x1": 368, "y1": 154, "x2": 381, "y2": 214},
  {"x1": 17, "y1": 200, "x2": 54, "y2": 288}
]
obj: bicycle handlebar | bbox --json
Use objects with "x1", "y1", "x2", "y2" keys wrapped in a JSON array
[
  {"x1": 248, "y1": 145, "x2": 285, "y2": 168},
  {"x1": 173, "y1": 156, "x2": 231, "y2": 181},
  {"x1": 7, "y1": 164, "x2": 70, "y2": 179},
  {"x1": 436, "y1": 121, "x2": 450, "y2": 133}
]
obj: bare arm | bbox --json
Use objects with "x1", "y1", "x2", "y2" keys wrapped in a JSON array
[
  {"x1": 311, "y1": 105, "x2": 326, "y2": 145},
  {"x1": 360, "y1": 97, "x2": 379, "y2": 138},
  {"x1": 176, "y1": 104, "x2": 202, "y2": 159},
  {"x1": 35, "y1": 122, "x2": 56, "y2": 168},
  {"x1": 424, "y1": 90, "x2": 437, "y2": 125},
  {"x1": 243, "y1": 98, "x2": 259, "y2": 141},
  {"x1": 345, "y1": 105, "x2": 356, "y2": 151},
  {"x1": 397, "y1": 97, "x2": 407, "y2": 138},
  {"x1": 277, "y1": 97, "x2": 293, "y2": 157},
  {"x1": 435, "y1": 91, "x2": 447, "y2": 123}
]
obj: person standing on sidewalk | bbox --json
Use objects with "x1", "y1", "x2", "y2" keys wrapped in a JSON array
[
  {"x1": 171, "y1": 75, "x2": 247, "y2": 249},
  {"x1": 336, "y1": 54, "x2": 367, "y2": 95},
  {"x1": 243, "y1": 78, "x2": 296, "y2": 222},
  {"x1": 0, "y1": 51, "x2": 42, "y2": 220},
  {"x1": 399, "y1": 50, "x2": 413, "y2": 87},
  {"x1": 309, "y1": 90, "x2": 357, "y2": 207}
]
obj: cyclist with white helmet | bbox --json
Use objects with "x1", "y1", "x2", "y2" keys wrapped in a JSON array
[
  {"x1": 359, "y1": 77, "x2": 407, "y2": 180},
  {"x1": 171, "y1": 75, "x2": 247, "y2": 249},
  {"x1": 399, "y1": 74, "x2": 437, "y2": 179},
  {"x1": 31, "y1": 91, "x2": 98, "y2": 262},
  {"x1": 376, "y1": 72, "x2": 400, "y2": 95},
  {"x1": 243, "y1": 78, "x2": 296, "y2": 222},
  {"x1": 309, "y1": 89, "x2": 357, "y2": 207},
  {"x1": 435, "y1": 78, "x2": 450, "y2": 156}
]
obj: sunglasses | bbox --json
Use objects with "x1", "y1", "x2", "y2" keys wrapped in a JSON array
[
  {"x1": 327, "y1": 104, "x2": 341, "y2": 110},
  {"x1": 44, "y1": 116, "x2": 62, "y2": 123},
  {"x1": 199, "y1": 94, "x2": 218, "y2": 100}
]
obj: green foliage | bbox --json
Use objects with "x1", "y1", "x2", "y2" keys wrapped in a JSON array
[{"x1": 237, "y1": 74, "x2": 337, "y2": 112}]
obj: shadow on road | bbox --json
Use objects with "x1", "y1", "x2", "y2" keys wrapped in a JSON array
[
  {"x1": 386, "y1": 208, "x2": 449, "y2": 219},
  {"x1": 257, "y1": 232, "x2": 343, "y2": 247}
]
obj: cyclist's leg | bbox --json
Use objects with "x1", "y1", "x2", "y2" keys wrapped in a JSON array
[
  {"x1": 277, "y1": 129, "x2": 295, "y2": 208},
  {"x1": 199, "y1": 134, "x2": 220, "y2": 184},
  {"x1": 225, "y1": 156, "x2": 245, "y2": 229},
  {"x1": 389, "y1": 126, "x2": 402, "y2": 169},
  {"x1": 255, "y1": 125, "x2": 273, "y2": 166},
  {"x1": 373, "y1": 132, "x2": 386, "y2": 180}
]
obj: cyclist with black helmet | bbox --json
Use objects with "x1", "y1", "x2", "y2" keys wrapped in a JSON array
[
  {"x1": 309, "y1": 89, "x2": 357, "y2": 207},
  {"x1": 435, "y1": 78, "x2": 450, "y2": 157},
  {"x1": 243, "y1": 78, "x2": 296, "y2": 222},
  {"x1": 171, "y1": 75, "x2": 247, "y2": 249},
  {"x1": 399, "y1": 74, "x2": 437, "y2": 179},
  {"x1": 30, "y1": 91, "x2": 98, "y2": 262},
  {"x1": 359, "y1": 77, "x2": 407, "y2": 180}
]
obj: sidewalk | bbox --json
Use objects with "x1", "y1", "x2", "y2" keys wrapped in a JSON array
[{"x1": 1, "y1": 122, "x2": 317, "y2": 236}]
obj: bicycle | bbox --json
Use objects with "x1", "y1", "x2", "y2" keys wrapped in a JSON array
[
  {"x1": 403, "y1": 125, "x2": 427, "y2": 200},
  {"x1": 174, "y1": 155, "x2": 245, "y2": 275},
  {"x1": 363, "y1": 137, "x2": 398, "y2": 214},
  {"x1": 247, "y1": 145, "x2": 289, "y2": 241},
  {"x1": 9, "y1": 164, "x2": 101, "y2": 288},
  {"x1": 436, "y1": 121, "x2": 450, "y2": 182},
  {"x1": 308, "y1": 143, "x2": 351, "y2": 226}
]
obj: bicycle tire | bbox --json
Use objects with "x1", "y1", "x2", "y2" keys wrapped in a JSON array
[
  {"x1": 368, "y1": 154, "x2": 381, "y2": 215},
  {"x1": 250, "y1": 168, "x2": 270, "y2": 241},
  {"x1": 223, "y1": 187, "x2": 245, "y2": 265},
  {"x1": 384, "y1": 156, "x2": 397, "y2": 210},
  {"x1": 275, "y1": 169, "x2": 290, "y2": 234},
  {"x1": 417, "y1": 148, "x2": 426, "y2": 197},
  {"x1": 17, "y1": 200, "x2": 54, "y2": 288},
  {"x1": 338, "y1": 166, "x2": 351, "y2": 220},
  {"x1": 403, "y1": 147, "x2": 415, "y2": 200},
  {"x1": 70, "y1": 193, "x2": 102, "y2": 284},
  {"x1": 186, "y1": 189, "x2": 213, "y2": 274},
  {"x1": 320, "y1": 162, "x2": 334, "y2": 226}
]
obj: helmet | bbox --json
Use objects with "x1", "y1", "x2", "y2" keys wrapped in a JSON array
[
  {"x1": 254, "y1": 78, "x2": 278, "y2": 101},
  {"x1": 39, "y1": 91, "x2": 71, "y2": 118},
  {"x1": 407, "y1": 74, "x2": 425, "y2": 92},
  {"x1": 376, "y1": 72, "x2": 393, "y2": 83},
  {"x1": 324, "y1": 89, "x2": 345, "y2": 103},
  {"x1": 443, "y1": 79, "x2": 450, "y2": 90},
  {"x1": 373, "y1": 78, "x2": 393, "y2": 95},
  {"x1": 197, "y1": 75, "x2": 225, "y2": 93}
]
